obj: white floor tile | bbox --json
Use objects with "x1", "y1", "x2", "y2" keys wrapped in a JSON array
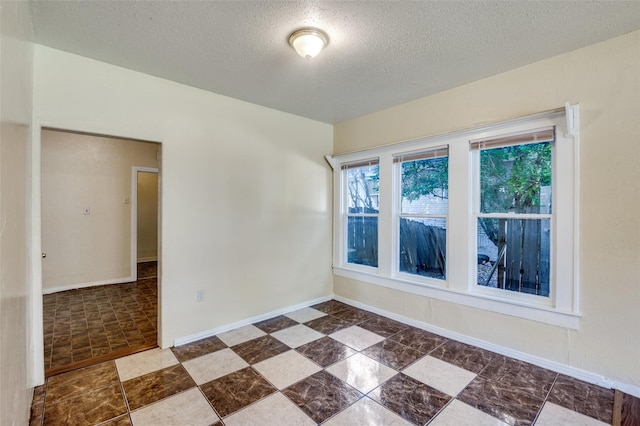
[
  {"x1": 217, "y1": 325, "x2": 266, "y2": 346},
  {"x1": 284, "y1": 307, "x2": 327, "y2": 323},
  {"x1": 253, "y1": 350, "x2": 322, "y2": 389},
  {"x1": 329, "y1": 326, "x2": 385, "y2": 351},
  {"x1": 271, "y1": 324, "x2": 324, "y2": 348},
  {"x1": 130, "y1": 388, "x2": 218, "y2": 426},
  {"x1": 324, "y1": 397, "x2": 412, "y2": 426},
  {"x1": 326, "y1": 353, "x2": 397, "y2": 393},
  {"x1": 116, "y1": 348, "x2": 179, "y2": 381},
  {"x1": 182, "y1": 348, "x2": 249, "y2": 385},
  {"x1": 429, "y1": 400, "x2": 509, "y2": 426},
  {"x1": 224, "y1": 392, "x2": 315, "y2": 426},
  {"x1": 403, "y1": 355, "x2": 476, "y2": 396},
  {"x1": 534, "y1": 402, "x2": 608, "y2": 426}
]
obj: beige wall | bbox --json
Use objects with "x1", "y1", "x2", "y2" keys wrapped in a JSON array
[
  {"x1": 41, "y1": 130, "x2": 158, "y2": 292},
  {"x1": 0, "y1": 0, "x2": 35, "y2": 423},
  {"x1": 34, "y1": 46, "x2": 334, "y2": 348},
  {"x1": 334, "y1": 30, "x2": 640, "y2": 390},
  {"x1": 137, "y1": 171, "x2": 158, "y2": 262}
]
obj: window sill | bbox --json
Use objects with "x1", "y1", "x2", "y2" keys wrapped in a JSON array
[{"x1": 333, "y1": 266, "x2": 580, "y2": 329}]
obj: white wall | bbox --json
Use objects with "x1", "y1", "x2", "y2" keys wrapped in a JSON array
[
  {"x1": 41, "y1": 130, "x2": 158, "y2": 292},
  {"x1": 33, "y1": 46, "x2": 334, "y2": 348},
  {"x1": 334, "y1": 30, "x2": 640, "y2": 393},
  {"x1": 0, "y1": 0, "x2": 35, "y2": 424},
  {"x1": 137, "y1": 171, "x2": 158, "y2": 262}
]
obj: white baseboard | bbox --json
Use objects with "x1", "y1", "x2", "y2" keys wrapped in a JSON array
[
  {"x1": 173, "y1": 295, "x2": 333, "y2": 347},
  {"x1": 137, "y1": 257, "x2": 158, "y2": 263},
  {"x1": 333, "y1": 294, "x2": 640, "y2": 398},
  {"x1": 43, "y1": 276, "x2": 135, "y2": 294}
]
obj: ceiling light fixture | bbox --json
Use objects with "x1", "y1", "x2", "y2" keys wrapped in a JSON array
[{"x1": 288, "y1": 28, "x2": 329, "y2": 59}]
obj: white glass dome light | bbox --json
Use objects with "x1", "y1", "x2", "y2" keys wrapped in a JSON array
[{"x1": 288, "y1": 28, "x2": 329, "y2": 59}]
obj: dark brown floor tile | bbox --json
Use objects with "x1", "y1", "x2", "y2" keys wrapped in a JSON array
[
  {"x1": 548, "y1": 374, "x2": 614, "y2": 423},
  {"x1": 304, "y1": 315, "x2": 352, "y2": 334},
  {"x1": 311, "y1": 300, "x2": 352, "y2": 314},
  {"x1": 93, "y1": 347, "x2": 112, "y2": 357},
  {"x1": 171, "y1": 336, "x2": 227, "y2": 362},
  {"x1": 389, "y1": 327, "x2": 448, "y2": 354},
  {"x1": 458, "y1": 376, "x2": 544, "y2": 426},
  {"x1": 122, "y1": 364, "x2": 196, "y2": 410},
  {"x1": 330, "y1": 308, "x2": 376, "y2": 325},
  {"x1": 296, "y1": 336, "x2": 357, "y2": 367},
  {"x1": 46, "y1": 361, "x2": 119, "y2": 404},
  {"x1": 253, "y1": 315, "x2": 299, "y2": 333},
  {"x1": 429, "y1": 339, "x2": 494, "y2": 373},
  {"x1": 32, "y1": 384, "x2": 46, "y2": 406},
  {"x1": 50, "y1": 357, "x2": 72, "y2": 368},
  {"x1": 137, "y1": 261, "x2": 157, "y2": 279},
  {"x1": 361, "y1": 339, "x2": 424, "y2": 370},
  {"x1": 231, "y1": 335, "x2": 290, "y2": 364},
  {"x1": 72, "y1": 349, "x2": 93, "y2": 362},
  {"x1": 480, "y1": 355, "x2": 557, "y2": 399},
  {"x1": 358, "y1": 316, "x2": 409, "y2": 338},
  {"x1": 43, "y1": 273, "x2": 157, "y2": 373},
  {"x1": 126, "y1": 336, "x2": 147, "y2": 345},
  {"x1": 369, "y1": 373, "x2": 450, "y2": 425},
  {"x1": 283, "y1": 370, "x2": 363, "y2": 423},
  {"x1": 44, "y1": 384, "x2": 126, "y2": 426},
  {"x1": 82, "y1": 384, "x2": 127, "y2": 424},
  {"x1": 200, "y1": 367, "x2": 276, "y2": 417},
  {"x1": 43, "y1": 399, "x2": 84, "y2": 426},
  {"x1": 100, "y1": 414, "x2": 132, "y2": 426},
  {"x1": 29, "y1": 385, "x2": 46, "y2": 426},
  {"x1": 621, "y1": 391, "x2": 640, "y2": 426}
]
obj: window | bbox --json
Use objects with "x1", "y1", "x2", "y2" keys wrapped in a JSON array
[
  {"x1": 331, "y1": 106, "x2": 579, "y2": 328},
  {"x1": 343, "y1": 159, "x2": 379, "y2": 268},
  {"x1": 395, "y1": 148, "x2": 448, "y2": 280},
  {"x1": 472, "y1": 130, "x2": 553, "y2": 297}
]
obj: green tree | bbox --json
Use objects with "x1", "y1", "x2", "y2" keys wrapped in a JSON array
[
  {"x1": 398, "y1": 143, "x2": 551, "y2": 246},
  {"x1": 401, "y1": 157, "x2": 448, "y2": 201}
]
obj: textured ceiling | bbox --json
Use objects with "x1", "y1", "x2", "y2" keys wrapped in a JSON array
[{"x1": 29, "y1": 1, "x2": 640, "y2": 124}]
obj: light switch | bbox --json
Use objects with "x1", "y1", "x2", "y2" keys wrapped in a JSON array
[
  {"x1": 83, "y1": 207, "x2": 90, "y2": 215},
  {"x1": 124, "y1": 197, "x2": 130, "y2": 204}
]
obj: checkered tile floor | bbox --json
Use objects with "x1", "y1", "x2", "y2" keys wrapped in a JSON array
[{"x1": 31, "y1": 300, "x2": 615, "y2": 426}]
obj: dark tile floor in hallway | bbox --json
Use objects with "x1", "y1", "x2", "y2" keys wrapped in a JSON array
[
  {"x1": 42, "y1": 262, "x2": 157, "y2": 373},
  {"x1": 31, "y1": 299, "x2": 628, "y2": 426}
]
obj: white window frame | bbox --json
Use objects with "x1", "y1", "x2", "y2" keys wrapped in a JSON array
[
  {"x1": 393, "y1": 147, "x2": 449, "y2": 286},
  {"x1": 341, "y1": 159, "x2": 380, "y2": 272},
  {"x1": 331, "y1": 106, "x2": 580, "y2": 329}
]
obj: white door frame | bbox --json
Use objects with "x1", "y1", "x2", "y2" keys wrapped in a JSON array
[{"x1": 131, "y1": 167, "x2": 159, "y2": 280}]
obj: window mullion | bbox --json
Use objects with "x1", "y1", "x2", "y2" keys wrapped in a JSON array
[{"x1": 377, "y1": 152, "x2": 393, "y2": 276}]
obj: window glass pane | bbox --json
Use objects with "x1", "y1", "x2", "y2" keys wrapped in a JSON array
[
  {"x1": 401, "y1": 157, "x2": 448, "y2": 214},
  {"x1": 480, "y1": 141, "x2": 552, "y2": 214},
  {"x1": 346, "y1": 165, "x2": 379, "y2": 213},
  {"x1": 477, "y1": 218, "x2": 550, "y2": 297},
  {"x1": 347, "y1": 216, "x2": 378, "y2": 267},
  {"x1": 399, "y1": 217, "x2": 446, "y2": 280}
]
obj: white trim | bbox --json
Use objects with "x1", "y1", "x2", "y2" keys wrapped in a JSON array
[
  {"x1": 42, "y1": 276, "x2": 135, "y2": 295},
  {"x1": 173, "y1": 295, "x2": 333, "y2": 346},
  {"x1": 137, "y1": 256, "x2": 158, "y2": 263},
  {"x1": 332, "y1": 107, "x2": 580, "y2": 327},
  {"x1": 30, "y1": 120, "x2": 45, "y2": 386},
  {"x1": 333, "y1": 294, "x2": 640, "y2": 398},
  {"x1": 334, "y1": 266, "x2": 580, "y2": 329},
  {"x1": 131, "y1": 166, "x2": 158, "y2": 281}
]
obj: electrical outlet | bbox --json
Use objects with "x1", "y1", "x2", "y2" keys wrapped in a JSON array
[{"x1": 197, "y1": 290, "x2": 205, "y2": 302}]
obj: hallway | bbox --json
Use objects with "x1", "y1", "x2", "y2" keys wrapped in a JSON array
[{"x1": 43, "y1": 262, "x2": 157, "y2": 375}]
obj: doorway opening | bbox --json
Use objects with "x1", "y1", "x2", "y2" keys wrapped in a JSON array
[{"x1": 40, "y1": 128, "x2": 161, "y2": 377}]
